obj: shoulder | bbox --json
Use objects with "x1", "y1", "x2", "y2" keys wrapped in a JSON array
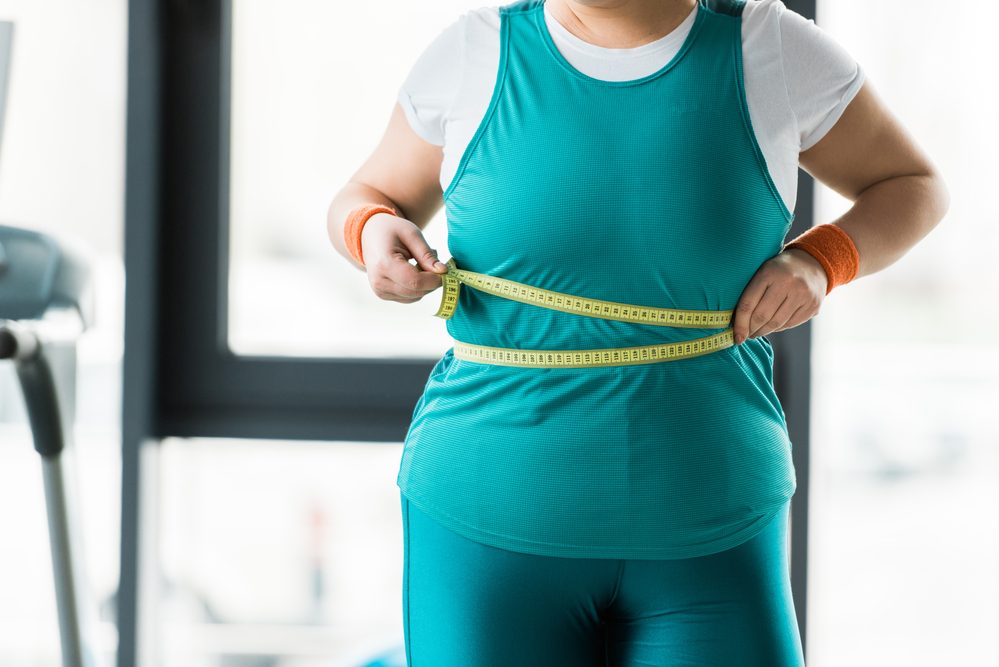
[
  {"x1": 466, "y1": 4, "x2": 502, "y2": 34},
  {"x1": 748, "y1": 0, "x2": 866, "y2": 151},
  {"x1": 434, "y1": 5, "x2": 502, "y2": 54},
  {"x1": 406, "y1": 4, "x2": 503, "y2": 63},
  {"x1": 739, "y1": 0, "x2": 856, "y2": 52},
  {"x1": 740, "y1": 0, "x2": 784, "y2": 39}
]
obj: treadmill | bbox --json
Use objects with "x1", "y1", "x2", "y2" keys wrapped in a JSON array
[{"x1": 0, "y1": 224, "x2": 104, "y2": 667}]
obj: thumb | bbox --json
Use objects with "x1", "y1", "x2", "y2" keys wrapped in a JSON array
[{"x1": 404, "y1": 230, "x2": 448, "y2": 273}]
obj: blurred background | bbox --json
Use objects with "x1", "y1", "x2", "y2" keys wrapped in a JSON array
[{"x1": 0, "y1": 0, "x2": 995, "y2": 666}]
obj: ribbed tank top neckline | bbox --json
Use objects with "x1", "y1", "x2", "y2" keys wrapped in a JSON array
[{"x1": 531, "y1": 0, "x2": 707, "y2": 88}]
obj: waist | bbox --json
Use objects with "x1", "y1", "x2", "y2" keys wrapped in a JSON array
[
  {"x1": 450, "y1": 330, "x2": 735, "y2": 368},
  {"x1": 435, "y1": 257, "x2": 737, "y2": 368}
]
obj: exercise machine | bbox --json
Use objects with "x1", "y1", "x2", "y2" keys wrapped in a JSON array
[{"x1": 0, "y1": 224, "x2": 103, "y2": 667}]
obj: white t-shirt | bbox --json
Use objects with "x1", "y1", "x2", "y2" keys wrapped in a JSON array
[{"x1": 397, "y1": 0, "x2": 866, "y2": 216}]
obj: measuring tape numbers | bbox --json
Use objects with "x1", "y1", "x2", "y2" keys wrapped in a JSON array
[{"x1": 426, "y1": 257, "x2": 737, "y2": 368}]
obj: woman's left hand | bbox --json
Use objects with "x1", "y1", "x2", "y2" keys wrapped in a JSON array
[{"x1": 731, "y1": 248, "x2": 829, "y2": 345}]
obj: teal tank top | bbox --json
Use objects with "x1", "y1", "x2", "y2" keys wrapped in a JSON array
[{"x1": 398, "y1": 0, "x2": 798, "y2": 559}]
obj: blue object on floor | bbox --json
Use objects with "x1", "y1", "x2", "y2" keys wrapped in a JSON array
[{"x1": 356, "y1": 642, "x2": 406, "y2": 667}]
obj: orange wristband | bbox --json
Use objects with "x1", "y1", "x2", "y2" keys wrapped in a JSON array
[
  {"x1": 783, "y1": 223, "x2": 860, "y2": 295},
  {"x1": 343, "y1": 203, "x2": 399, "y2": 266}
]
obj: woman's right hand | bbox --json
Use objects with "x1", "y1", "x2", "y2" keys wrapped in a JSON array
[{"x1": 361, "y1": 212, "x2": 449, "y2": 304}]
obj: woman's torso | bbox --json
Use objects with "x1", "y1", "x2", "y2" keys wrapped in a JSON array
[{"x1": 398, "y1": 0, "x2": 802, "y2": 560}]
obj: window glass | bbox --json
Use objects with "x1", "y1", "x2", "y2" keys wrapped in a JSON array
[
  {"x1": 807, "y1": 2, "x2": 999, "y2": 664},
  {"x1": 227, "y1": 1, "x2": 480, "y2": 358},
  {"x1": 156, "y1": 438, "x2": 406, "y2": 666}
]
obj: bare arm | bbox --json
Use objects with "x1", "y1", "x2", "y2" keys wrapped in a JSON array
[
  {"x1": 326, "y1": 101, "x2": 446, "y2": 272},
  {"x1": 734, "y1": 78, "x2": 951, "y2": 343},
  {"x1": 795, "y1": 78, "x2": 951, "y2": 279}
]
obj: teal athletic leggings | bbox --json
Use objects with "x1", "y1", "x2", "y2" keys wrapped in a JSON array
[{"x1": 401, "y1": 492, "x2": 805, "y2": 666}]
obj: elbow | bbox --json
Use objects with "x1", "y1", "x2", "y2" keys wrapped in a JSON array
[
  {"x1": 904, "y1": 166, "x2": 951, "y2": 228},
  {"x1": 326, "y1": 190, "x2": 348, "y2": 247},
  {"x1": 325, "y1": 201, "x2": 338, "y2": 248},
  {"x1": 934, "y1": 172, "x2": 951, "y2": 221},
  {"x1": 920, "y1": 168, "x2": 951, "y2": 228}
]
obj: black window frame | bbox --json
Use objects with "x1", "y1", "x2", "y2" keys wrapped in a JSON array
[{"x1": 119, "y1": 0, "x2": 816, "y2": 664}]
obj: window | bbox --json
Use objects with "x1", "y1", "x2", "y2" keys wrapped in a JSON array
[
  {"x1": 806, "y1": 1, "x2": 999, "y2": 664},
  {"x1": 225, "y1": 0, "x2": 470, "y2": 358}
]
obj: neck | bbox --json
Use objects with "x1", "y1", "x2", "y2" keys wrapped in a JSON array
[{"x1": 546, "y1": 0, "x2": 698, "y2": 49}]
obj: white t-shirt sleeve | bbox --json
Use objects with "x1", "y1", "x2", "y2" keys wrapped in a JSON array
[
  {"x1": 396, "y1": 14, "x2": 467, "y2": 147},
  {"x1": 776, "y1": 1, "x2": 866, "y2": 152}
]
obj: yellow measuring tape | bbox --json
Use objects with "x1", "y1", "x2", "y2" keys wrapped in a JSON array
[{"x1": 429, "y1": 257, "x2": 736, "y2": 368}]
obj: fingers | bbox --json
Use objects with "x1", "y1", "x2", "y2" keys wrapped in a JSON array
[
  {"x1": 388, "y1": 253, "x2": 443, "y2": 291},
  {"x1": 732, "y1": 278, "x2": 772, "y2": 344},
  {"x1": 748, "y1": 293, "x2": 796, "y2": 338},
  {"x1": 743, "y1": 284, "x2": 788, "y2": 341},
  {"x1": 363, "y1": 214, "x2": 451, "y2": 302},
  {"x1": 734, "y1": 278, "x2": 821, "y2": 343},
  {"x1": 377, "y1": 226, "x2": 448, "y2": 298},
  {"x1": 399, "y1": 225, "x2": 448, "y2": 274},
  {"x1": 770, "y1": 302, "x2": 809, "y2": 334},
  {"x1": 374, "y1": 254, "x2": 442, "y2": 301}
]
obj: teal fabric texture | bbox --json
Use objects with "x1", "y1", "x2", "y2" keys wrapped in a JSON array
[
  {"x1": 398, "y1": 0, "x2": 798, "y2": 559},
  {"x1": 401, "y1": 492, "x2": 805, "y2": 666}
]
